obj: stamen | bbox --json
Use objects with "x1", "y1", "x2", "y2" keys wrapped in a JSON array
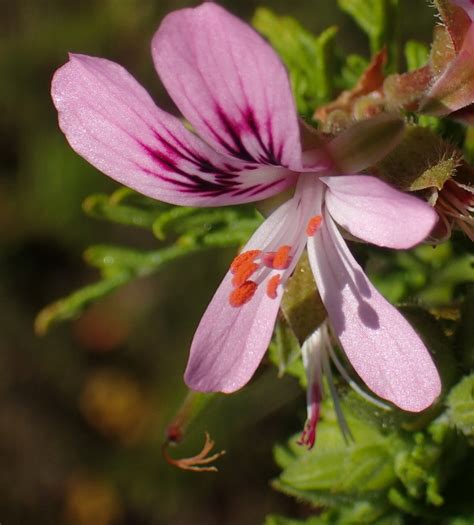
[
  {"x1": 272, "y1": 245, "x2": 292, "y2": 269},
  {"x1": 229, "y1": 280, "x2": 258, "y2": 307},
  {"x1": 232, "y1": 261, "x2": 259, "y2": 287},
  {"x1": 306, "y1": 215, "x2": 322, "y2": 236},
  {"x1": 230, "y1": 250, "x2": 261, "y2": 274},
  {"x1": 266, "y1": 274, "x2": 281, "y2": 299}
]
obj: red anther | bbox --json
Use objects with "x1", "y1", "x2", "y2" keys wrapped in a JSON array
[
  {"x1": 306, "y1": 215, "x2": 322, "y2": 236},
  {"x1": 230, "y1": 250, "x2": 261, "y2": 274},
  {"x1": 266, "y1": 274, "x2": 281, "y2": 299},
  {"x1": 229, "y1": 280, "x2": 258, "y2": 307},
  {"x1": 232, "y1": 261, "x2": 259, "y2": 287},
  {"x1": 272, "y1": 245, "x2": 292, "y2": 269}
]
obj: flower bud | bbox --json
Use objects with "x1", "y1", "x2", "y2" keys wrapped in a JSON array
[{"x1": 327, "y1": 113, "x2": 405, "y2": 174}]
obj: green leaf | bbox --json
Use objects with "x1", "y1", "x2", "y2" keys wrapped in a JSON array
[
  {"x1": 456, "y1": 285, "x2": 474, "y2": 370},
  {"x1": 394, "y1": 433, "x2": 444, "y2": 505},
  {"x1": 35, "y1": 242, "x2": 211, "y2": 335},
  {"x1": 372, "y1": 514, "x2": 405, "y2": 525},
  {"x1": 338, "y1": 0, "x2": 399, "y2": 70},
  {"x1": 36, "y1": 194, "x2": 264, "y2": 334},
  {"x1": 154, "y1": 206, "x2": 261, "y2": 247},
  {"x1": 83, "y1": 243, "x2": 205, "y2": 276},
  {"x1": 34, "y1": 272, "x2": 130, "y2": 335},
  {"x1": 447, "y1": 375, "x2": 474, "y2": 437},
  {"x1": 445, "y1": 516, "x2": 474, "y2": 525},
  {"x1": 463, "y1": 126, "x2": 474, "y2": 164},
  {"x1": 275, "y1": 414, "x2": 403, "y2": 503},
  {"x1": 264, "y1": 515, "x2": 325, "y2": 525},
  {"x1": 339, "y1": 54, "x2": 370, "y2": 90},
  {"x1": 252, "y1": 8, "x2": 337, "y2": 116},
  {"x1": 404, "y1": 41, "x2": 429, "y2": 71},
  {"x1": 265, "y1": 508, "x2": 404, "y2": 525},
  {"x1": 416, "y1": 253, "x2": 474, "y2": 305},
  {"x1": 83, "y1": 189, "x2": 168, "y2": 228}
]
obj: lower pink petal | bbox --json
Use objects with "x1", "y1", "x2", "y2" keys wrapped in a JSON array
[
  {"x1": 185, "y1": 178, "x2": 316, "y2": 393},
  {"x1": 307, "y1": 213, "x2": 441, "y2": 412},
  {"x1": 184, "y1": 271, "x2": 282, "y2": 393}
]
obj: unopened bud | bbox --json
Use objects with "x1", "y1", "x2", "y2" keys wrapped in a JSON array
[{"x1": 327, "y1": 113, "x2": 405, "y2": 174}]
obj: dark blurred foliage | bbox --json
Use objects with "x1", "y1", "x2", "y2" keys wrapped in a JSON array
[{"x1": 0, "y1": 1, "x2": 434, "y2": 524}]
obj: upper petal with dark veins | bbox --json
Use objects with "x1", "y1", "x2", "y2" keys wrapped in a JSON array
[
  {"x1": 152, "y1": 2, "x2": 302, "y2": 170},
  {"x1": 51, "y1": 54, "x2": 296, "y2": 206}
]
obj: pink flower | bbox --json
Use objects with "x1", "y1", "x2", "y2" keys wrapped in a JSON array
[{"x1": 52, "y1": 3, "x2": 441, "y2": 414}]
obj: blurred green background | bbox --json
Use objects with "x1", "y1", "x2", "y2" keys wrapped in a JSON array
[{"x1": 0, "y1": 1, "x2": 435, "y2": 524}]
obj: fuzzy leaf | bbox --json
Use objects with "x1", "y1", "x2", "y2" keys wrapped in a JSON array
[
  {"x1": 275, "y1": 414, "x2": 402, "y2": 501},
  {"x1": 394, "y1": 433, "x2": 444, "y2": 505},
  {"x1": 374, "y1": 126, "x2": 461, "y2": 191}
]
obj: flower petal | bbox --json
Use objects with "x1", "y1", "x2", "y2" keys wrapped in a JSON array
[
  {"x1": 184, "y1": 270, "x2": 282, "y2": 393},
  {"x1": 452, "y1": 0, "x2": 474, "y2": 20},
  {"x1": 52, "y1": 54, "x2": 295, "y2": 206},
  {"x1": 421, "y1": 27, "x2": 474, "y2": 116},
  {"x1": 152, "y1": 3, "x2": 302, "y2": 169},
  {"x1": 307, "y1": 212, "x2": 441, "y2": 412},
  {"x1": 323, "y1": 175, "x2": 438, "y2": 249},
  {"x1": 185, "y1": 177, "x2": 317, "y2": 393}
]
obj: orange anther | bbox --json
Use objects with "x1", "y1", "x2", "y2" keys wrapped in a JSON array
[
  {"x1": 306, "y1": 215, "x2": 322, "y2": 236},
  {"x1": 272, "y1": 245, "x2": 292, "y2": 270},
  {"x1": 232, "y1": 261, "x2": 259, "y2": 287},
  {"x1": 266, "y1": 274, "x2": 281, "y2": 299},
  {"x1": 230, "y1": 250, "x2": 261, "y2": 274},
  {"x1": 229, "y1": 280, "x2": 258, "y2": 307}
]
